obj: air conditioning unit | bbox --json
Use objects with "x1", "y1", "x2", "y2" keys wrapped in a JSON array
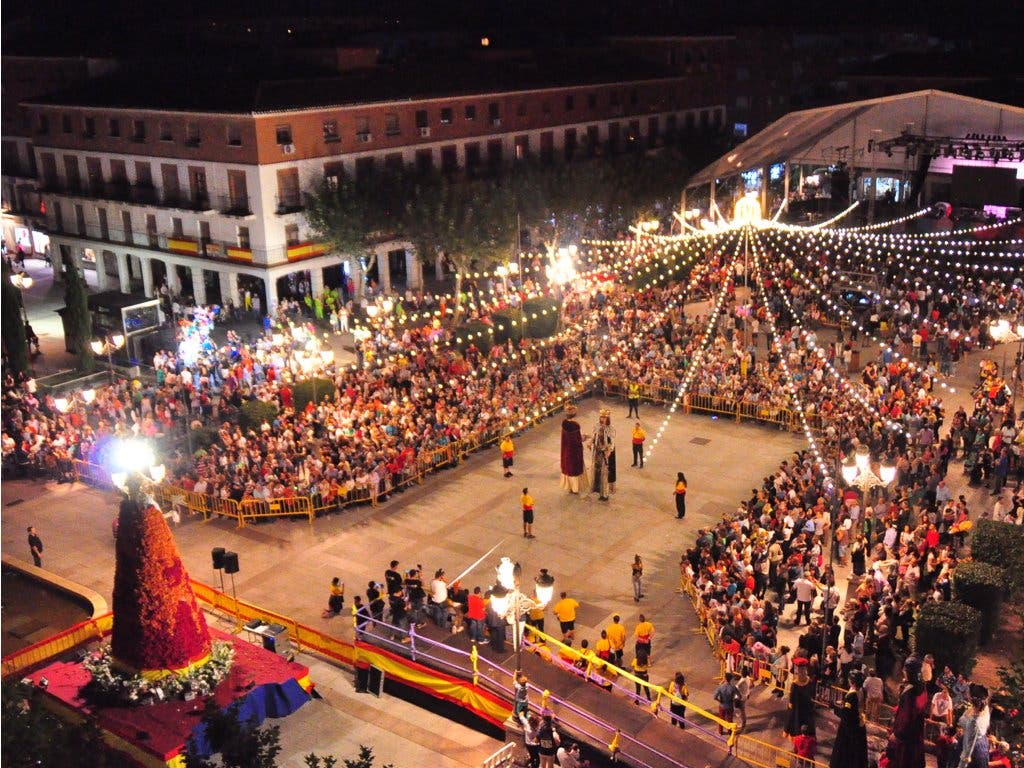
[
  {"x1": 357, "y1": 133, "x2": 372, "y2": 143},
  {"x1": 418, "y1": 127, "x2": 431, "y2": 138},
  {"x1": 281, "y1": 143, "x2": 296, "y2": 154}
]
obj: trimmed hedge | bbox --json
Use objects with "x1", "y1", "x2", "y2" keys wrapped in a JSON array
[
  {"x1": 188, "y1": 426, "x2": 219, "y2": 451},
  {"x1": 970, "y1": 519, "x2": 1024, "y2": 595},
  {"x1": 452, "y1": 320, "x2": 495, "y2": 355},
  {"x1": 953, "y1": 561, "x2": 1006, "y2": 645},
  {"x1": 293, "y1": 377, "x2": 336, "y2": 411},
  {"x1": 490, "y1": 309, "x2": 525, "y2": 346},
  {"x1": 239, "y1": 400, "x2": 279, "y2": 432},
  {"x1": 522, "y1": 297, "x2": 560, "y2": 338},
  {"x1": 911, "y1": 600, "x2": 981, "y2": 676}
]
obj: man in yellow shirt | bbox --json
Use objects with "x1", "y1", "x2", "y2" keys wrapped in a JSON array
[
  {"x1": 634, "y1": 614, "x2": 655, "y2": 659},
  {"x1": 521, "y1": 487, "x2": 535, "y2": 538},
  {"x1": 605, "y1": 614, "x2": 626, "y2": 666},
  {"x1": 552, "y1": 592, "x2": 580, "y2": 642},
  {"x1": 631, "y1": 422, "x2": 646, "y2": 468},
  {"x1": 500, "y1": 434, "x2": 515, "y2": 478}
]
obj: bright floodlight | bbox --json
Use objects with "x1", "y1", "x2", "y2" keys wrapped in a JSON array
[
  {"x1": 733, "y1": 191, "x2": 762, "y2": 225},
  {"x1": 90, "y1": 340, "x2": 104, "y2": 354},
  {"x1": 496, "y1": 556, "x2": 516, "y2": 590},
  {"x1": 111, "y1": 334, "x2": 125, "y2": 348},
  {"x1": 112, "y1": 438, "x2": 155, "y2": 474}
]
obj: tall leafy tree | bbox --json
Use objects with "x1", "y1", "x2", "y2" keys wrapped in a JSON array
[
  {"x1": 61, "y1": 250, "x2": 95, "y2": 372},
  {"x1": 402, "y1": 171, "x2": 515, "y2": 324},
  {"x1": 1, "y1": 260, "x2": 30, "y2": 378}
]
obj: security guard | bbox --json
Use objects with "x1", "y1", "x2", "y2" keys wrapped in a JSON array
[{"x1": 627, "y1": 381, "x2": 641, "y2": 418}]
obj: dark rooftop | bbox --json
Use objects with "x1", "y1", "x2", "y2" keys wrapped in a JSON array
[{"x1": 27, "y1": 49, "x2": 684, "y2": 114}]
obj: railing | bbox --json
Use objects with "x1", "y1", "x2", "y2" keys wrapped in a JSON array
[
  {"x1": 238, "y1": 496, "x2": 314, "y2": 527},
  {"x1": 55, "y1": 225, "x2": 289, "y2": 265},
  {"x1": 275, "y1": 194, "x2": 304, "y2": 214},
  {"x1": 481, "y1": 742, "x2": 516, "y2": 768},
  {"x1": 601, "y1": 378, "x2": 831, "y2": 434},
  {"x1": 1, "y1": 613, "x2": 113, "y2": 678}
]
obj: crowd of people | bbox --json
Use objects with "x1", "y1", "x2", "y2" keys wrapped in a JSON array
[{"x1": 3, "y1": 225, "x2": 1023, "y2": 768}]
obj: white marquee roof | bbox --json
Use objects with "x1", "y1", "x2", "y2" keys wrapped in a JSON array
[{"x1": 686, "y1": 89, "x2": 1024, "y2": 189}]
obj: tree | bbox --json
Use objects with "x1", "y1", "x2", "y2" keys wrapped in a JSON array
[
  {"x1": 1, "y1": 260, "x2": 30, "y2": 378},
  {"x1": 305, "y1": 169, "x2": 415, "y2": 301},
  {"x1": 184, "y1": 700, "x2": 281, "y2": 768},
  {"x1": 61, "y1": 250, "x2": 95, "y2": 372},
  {"x1": 2, "y1": 680, "x2": 111, "y2": 768},
  {"x1": 306, "y1": 746, "x2": 394, "y2": 768},
  {"x1": 402, "y1": 172, "x2": 516, "y2": 325}
]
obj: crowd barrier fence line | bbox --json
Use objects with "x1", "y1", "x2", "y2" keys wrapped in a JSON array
[{"x1": 1, "y1": 613, "x2": 113, "y2": 678}]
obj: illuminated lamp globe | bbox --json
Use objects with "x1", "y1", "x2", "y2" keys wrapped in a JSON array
[
  {"x1": 489, "y1": 583, "x2": 510, "y2": 617},
  {"x1": 534, "y1": 569, "x2": 555, "y2": 606},
  {"x1": 841, "y1": 462, "x2": 859, "y2": 485},
  {"x1": 879, "y1": 463, "x2": 897, "y2": 485},
  {"x1": 854, "y1": 449, "x2": 870, "y2": 472}
]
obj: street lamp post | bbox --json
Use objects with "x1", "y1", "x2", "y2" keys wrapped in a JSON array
[
  {"x1": 818, "y1": 444, "x2": 894, "y2": 666},
  {"x1": 488, "y1": 557, "x2": 555, "y2": 677},
  {"x1": 10, "y1": 270, "x2": 33, "y2": 325},
  {"x1": 10, "y1": 270, "x2": 33, "y2": 324},
  {"x1": 90, "y1": 333, "x2": 125, "y2": 384}
]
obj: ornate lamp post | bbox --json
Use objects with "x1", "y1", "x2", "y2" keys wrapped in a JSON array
[
  {"x1": 10, "y1": 270, "x2": 33, "y2": 323},
  {"x1": 91, "y1": 333, "x2": 125, "y2": 384},
  {"x1": 488, "y1": 557, "x2": 555, "y2": 677}
]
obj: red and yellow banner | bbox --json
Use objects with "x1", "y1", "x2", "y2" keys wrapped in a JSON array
[
  {"x1": 167, "y1": 238, "x2": 199, "y2": 255},
  {"x1": 286, "y1": 242, "x2": 329, "y2": 262},
  {"x1": 226, "y1": 247, "x2": 254, "y2": 262}
]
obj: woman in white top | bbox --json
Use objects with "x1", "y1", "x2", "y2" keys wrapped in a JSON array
[{"x1": 930, "y1": 684, "x2": 954, "y2": 727}]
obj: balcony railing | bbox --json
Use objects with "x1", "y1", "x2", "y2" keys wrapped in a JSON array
[
  {"x1": 275, "y1": 194, "x2": 304, "y2": 214},
  {"x1": 40, "y1": 181, "x2": 214, "y2": 212},
  {"x1": 53, "y1": 224, "x2": 291, "y2": 265},
  {"x1": 217, "y1": 194, "x2": 252, "y2": 216}
]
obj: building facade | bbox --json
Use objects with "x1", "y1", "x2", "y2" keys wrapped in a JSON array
[{"x1": 8, "y1": 56, "x2": 726, "y2": 311}]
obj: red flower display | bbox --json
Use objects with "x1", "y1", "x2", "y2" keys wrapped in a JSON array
[{"x1": 111, "y1": 496, "x2": 211, "y2": 674}]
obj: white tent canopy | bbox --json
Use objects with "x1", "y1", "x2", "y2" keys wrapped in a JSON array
[{"x1": 686, "y1": 89, "x2": 1024, "y2": 190}]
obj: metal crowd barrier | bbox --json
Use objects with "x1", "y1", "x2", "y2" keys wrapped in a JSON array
[{"x1": 1, "y1": 613, "x2": 113, "y2": 678}]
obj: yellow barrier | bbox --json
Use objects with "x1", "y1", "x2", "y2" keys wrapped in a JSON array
[
  {"x1": 601, "y1": 381, "x2": 828, "y2": 434},
  {"x1": 734, "y1": 733, "x2": 829, "y2": 768},
  {"x1": 522, "y1": 624, "x2": 738, "y2": 742},
  {"x1": 238, "y1": 496, "x2": 314, "y2": 527},
  {"x1": 2, "y1": 613, "x2": 113, "y2": 678}
]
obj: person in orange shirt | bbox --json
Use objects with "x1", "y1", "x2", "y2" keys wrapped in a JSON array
[
  {"x1": 605, "y1": 614, "x2": 626, "y2": 666},
  {"x1": 634, "y1": 614, "x2": 654, "y2": 659},
  {"x1": 552, "y1": 592, "x2": 580, "y2": 643}
]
